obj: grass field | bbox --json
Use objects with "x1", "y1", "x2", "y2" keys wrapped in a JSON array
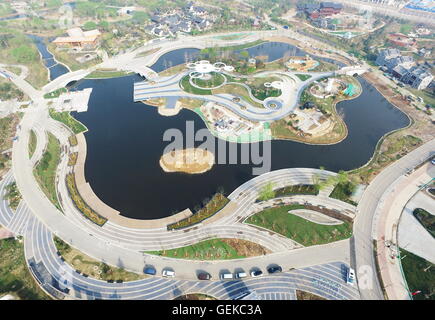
[
  {"x1": 399, "y1": 248, "x2": 434, "y2": 300},
  {"x1": 295, "y1": 74, "x2": 312, "y2": 81},
  {"x1": 48, "y1": 109, "x2": 87, "y2": 134},
  {"x1": 147, "y1": 238, "x2": 268, "y2": 260},
  {"x1": 413, "y1": 208, "x2": 435, "y2": 238},
  {"x1": 0, "y1": 238, "x2": 50, "y2": 300},
  {"x1": 0, "y1": 31, "x2": 48, "y2": 89},
  {"x1": 43, "y1": 87, "x2": 67, "y2": 99},
  {"x1": 28, "y1": 129, "x2": 37, "y2": 159},
  {"x1": 85, "y1": 69, "x2": 132, "y2": 79},
  {"x1": 54, "y1": 237, "x2": 146, "y2": 282},
  {"x1": 180, "y1": 75, "x2": 212, "y2": 95},
  {"x1": 33, "y1": 132, "x2": 61, "y2": 211},
  {"x1": 245, "y1": 204, "x2": 352, "y2": 246}
]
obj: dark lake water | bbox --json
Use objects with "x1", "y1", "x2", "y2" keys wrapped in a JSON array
[
  {"x1": 72, "y1": 44, "x2": 410, "y2": 220},
  {"x1": 28, "y1": 34, "x2": 70, "y2": 81}
]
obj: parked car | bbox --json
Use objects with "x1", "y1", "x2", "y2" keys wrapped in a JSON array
[
  {"x1": 235, "y1": 271, "x2": 247, "y2": 279},
  {"x1": 346, "y1": 267, "x2": 355, "y2": 285},
  {"x1": 431, "y1": 158, "x2": 435, "y2": 165},
  {"x1": 144, "y1": 266, "x2": 156, "y2": 275},
  {"x1": 220, "y1": 272, "x2": 233, "y2": 280},
  {"x1": 162, "y1": 269, "x2": 175, "y2": 277},
  {"x1": 267, "y1": 266, "x2": 282, "y2": 274},
  {"x1": 250, "y1": 270, "x2": 263, "y2": 277},
  {"x1": 197, "y1": 272, "x2": 212, "y2": 280}
]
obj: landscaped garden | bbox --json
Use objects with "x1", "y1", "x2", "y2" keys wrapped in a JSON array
[
  {"x1": 147, "y1": 238, "x2": 268, "y2": 260},
  {"x1": 191, "y1": 72, "x2": 226, "y2": 88},
  {"x1": 49, "y1": 109, "x2": 87, "y2": 134},
  {"x1": 167, "y1": 193, "x2": 229, "y2": 230},
  {"x1": 400, "y1": 248, "x2": 434, "y2": 300},
  {"x1": 413, "y1": 208, "x2": 434, "y2": 238},
  {"x1": 28, "y1": 129, "x2": 37, "y2": 159},
  {"x1": 33, "y1": 133, "x2": 62, "y2": 211},
  {"x1": 329, "y1": 181, "x2": 357, "y2": 206},
  {"x1": 4, "y1": 182, "x2": 22, "y2": 211},
  {"x1": 0, "y1": 238, "x2": 50, "y2": 300},
  {"x1": 68, "y1": 152, "x2": 78, "y2": 167},
  {"x1": 43, "y1": 87, "x2": 67, "y2": 99},
  {"x1": 66, "y1": 173, "x2": 107, "y2": 226},
  {"x1": 256, "y1": 184, "x2": 319, "y2": 202},
  {"x1": 245, "y1": 204, "x2": 352, "y2": 246},
  {"x1": 68, "y1": 135, "x2": 78, "y2": 147},
  {"x1": 53, "y1": 236, "x2": 145, "y2": 282},
  {"x1": 295, "y1": 74, "x2": 312, "y2": 81},
  {"x1": 84, "y1": 69, "x2": 132, "y2": 79}
]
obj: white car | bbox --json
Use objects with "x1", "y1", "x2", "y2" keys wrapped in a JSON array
[
  {"x1": 162, "y1": 269, "x2": 175, "y2": 277},
  {"x1": 431, "y1": 159, "x2": 435, "y2": 165},
  {"x1": 346, "y1": 268, "x2": 355, "y2": 285}
]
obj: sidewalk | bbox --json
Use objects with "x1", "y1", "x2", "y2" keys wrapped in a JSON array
[{"x1": 375, "y1": 162, "x2": 434, "y2": 300}]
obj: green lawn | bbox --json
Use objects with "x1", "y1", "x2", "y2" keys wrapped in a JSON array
[
  {"x1": 43, "y1": 87, "x2": 67, "y2": 99},
  {"x1": 295, "y1": 74, "x2": 312, "y2": 81},
  {"x1": 33, "y1": 132, "x2": 62, "y2": 211},
  {"x1": 147, "y1": 238, "x2": 245, "y2": 260},
  {"x1": 28, "y1": 129, "x2": 37, "y2": 159},
  {"x1": 0, "y1": 238, "x2": 51, "y2": 300},
  {"x1": 48, "y1": 109, "x2": 87, "y2": 134},
  {"x1": 400, "y1": 248, "x2": 434, "y2": 300},
  {"x1": 329, "y1": 181, "x2": 357, "y2": 206},
  {"x1": 245, "y1": 204, "x2": 352, "y2": 246},
  {"x1": 192, "y1": 72, "x2": 226, "y2": 88},
  {"x1": 84, "y1": 70, "x2": 132, "y2": 79},
  {"x1": 413, "y1": 208, "x2": 435, "y2": 238},
  {"x1": 180, "y1": 75, "x2": 212, "y2": 95}
]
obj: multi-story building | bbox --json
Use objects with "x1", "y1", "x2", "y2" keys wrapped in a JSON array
[
  {"x1": 401, "y1": 66, "x2": 434, "y2": 90},
  {"x1": 375, "y1": 48, "x2": 401, "y2": 67}
]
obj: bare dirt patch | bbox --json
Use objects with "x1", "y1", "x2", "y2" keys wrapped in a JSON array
[{"x1": 221, "y1": 238, "x2": 271, "y2": 257}]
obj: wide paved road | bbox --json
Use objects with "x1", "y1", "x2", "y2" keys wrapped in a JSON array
[{"x1": 354, "y1": 139, "x2": 435, "y2": 300}]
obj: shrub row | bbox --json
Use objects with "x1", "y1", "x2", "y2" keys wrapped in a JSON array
[
  {"x1": 167, "y1": 193, "x2": 229, "y2": 230},
  {"x1": 66, "y1": 173, "x2": 107, "y2": 226}
]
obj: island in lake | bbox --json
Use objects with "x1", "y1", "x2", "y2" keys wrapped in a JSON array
[{"x1": 160, "y1": 148, "x2": 215, "y2": 174}]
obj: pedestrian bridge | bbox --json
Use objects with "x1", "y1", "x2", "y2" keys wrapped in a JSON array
[{"x1": 337, "y1": 66, "x2": 367, "y2": 76}]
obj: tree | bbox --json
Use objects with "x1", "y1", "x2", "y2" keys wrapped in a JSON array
[
  {"x1": 258, "y1": 182, "x2": 275, "y2": 201},
  {"x1": 83, "y1": 21, "x2": 97, "y2": 30},
  {"x1": 98, "y1": 21, "x2": 110, "y2": 32}
]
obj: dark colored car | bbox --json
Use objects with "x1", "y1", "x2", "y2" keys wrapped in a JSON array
[
  {"x1": 267, "y1": 266, "x2": 282, "y2": 274},
  {"x1": 250, "y1": 270, "x2": 263, "y2": 277},
  {"x1": 144, "y1": 266, "x2": 156, "y2": 275},
  {"x1": 197, "y1": 272, "x2": 212, "y2": 280}
]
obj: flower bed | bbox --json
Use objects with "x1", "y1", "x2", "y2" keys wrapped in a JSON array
[{"x1": 66, "y1": 173, "x2": 107, "y2": 226}]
